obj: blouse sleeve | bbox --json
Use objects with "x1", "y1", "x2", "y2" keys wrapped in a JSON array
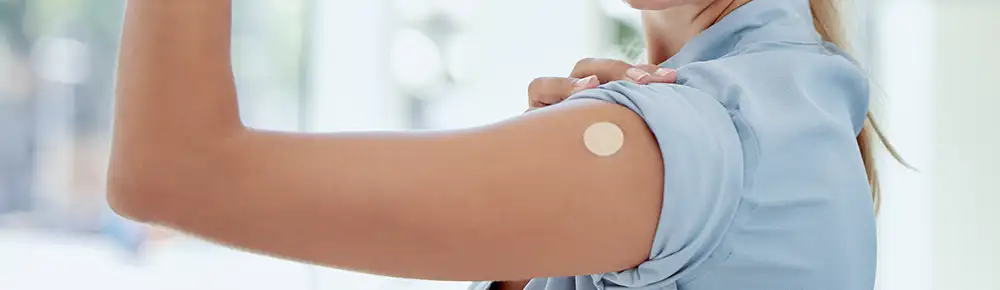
[{"x1": 566, "y1": 81, "x2": 749, "y2": 289}]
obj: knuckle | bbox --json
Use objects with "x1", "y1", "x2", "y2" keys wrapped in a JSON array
[
  {"x1": 613, "y1": 61, "x2": 634, "y2": 73},
  {"x1": 527, "y1": 77, "x2": 558, "y2": 96},
  {"x1": 574, "y1": 58, "x2": 597, "y2": 70},
  {"x1": 529, "y1": 77, "x2": 545, "y2": 87}
]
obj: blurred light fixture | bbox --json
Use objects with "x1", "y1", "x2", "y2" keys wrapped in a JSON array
[
  {"x1": 31, "y1": 37, "x2": 90, "y2": 84},
  {"x1": 444, "y1": 33, "x2": 473, "y2": 83},
  {"x1": 390, "y1": 28, "x2": 445, "y2": 92}
]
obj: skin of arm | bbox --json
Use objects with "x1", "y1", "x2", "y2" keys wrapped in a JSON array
[{"x1": 109, "y1": 0, "x2": 665, "y2": 282}]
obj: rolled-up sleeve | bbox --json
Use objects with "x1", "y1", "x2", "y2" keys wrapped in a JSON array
[{"x1": 566, "y1": 81, "x2": 749, "y2": 289}]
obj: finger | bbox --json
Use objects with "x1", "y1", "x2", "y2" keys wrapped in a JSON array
[
  {"x1": 528, "y1": 77, "x2": 573, "y2": 108},
  {"x1": 569, "y1": 58, "x2": 637, "y2": 83},
  {"x1": 568, "y1": 75, "x2": 601, "y2": 95},
  {"x1": 528, "y1": 76, "x2": 600, "y2": 108},
  {"x1": 635, "y1": 64, "x2": 678, "y2": 83},
  {"x1": 527, "y1": 76, "x2": 599, "y2": 109},
  {"x1": 570, "y1": 58, "x2": 674, "y2": 85}
]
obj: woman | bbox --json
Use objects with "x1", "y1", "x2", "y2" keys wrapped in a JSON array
[{"x1": 109, "y1": 0, "x2": 885, "y2": 289}]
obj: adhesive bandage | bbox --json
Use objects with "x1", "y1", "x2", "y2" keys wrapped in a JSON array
[{"x1": 583, "y1": 122, "x2": 624, "y2": 157}]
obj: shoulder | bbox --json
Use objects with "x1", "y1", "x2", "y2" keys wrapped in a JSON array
[
  {"x1": 681, "y1": 45, "x2": 871, "y2": 134},
  {"x1": 559, "y1": 45, "x2": 873, "y2": 288},
  {"x1": 566, "y1": 80, "x2": 749, "y2": 288}
]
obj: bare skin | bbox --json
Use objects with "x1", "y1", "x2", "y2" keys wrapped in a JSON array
[{"x1": 108, "y1": 0, "x2": 747, "y2": 287}]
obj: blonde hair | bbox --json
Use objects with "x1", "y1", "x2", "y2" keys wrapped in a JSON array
[{"x1": 810, "y1": 0, "x2": 910, "y2": 213}]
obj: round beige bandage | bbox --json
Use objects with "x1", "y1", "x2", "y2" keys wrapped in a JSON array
[{"x1": 583, "y1": 122, "x2": 625, "y2": 157}]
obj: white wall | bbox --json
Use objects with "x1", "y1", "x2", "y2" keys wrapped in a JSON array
[
  {"x1": 931, "y1": 2, "x2": 1000, "y2": 289},
  {"x1": 307, "y1": 0, "x2": 403, "y2": 131},
  {"x1": 424, "y1": 0, "x2": 605, "y2": 128},
  {"x1": 875, "y1": 1, "x2": 935, "y2": 290},
  {"x1": 879, "y1": 1, "x2": 1000, "y2": 290}
]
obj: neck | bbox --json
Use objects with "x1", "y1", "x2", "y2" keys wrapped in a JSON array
[{"x1": 642, "y1": 0, "x2": 751, "y2": 65}]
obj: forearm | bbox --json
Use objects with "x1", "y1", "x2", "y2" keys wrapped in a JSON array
[
  {"x1": 110, "y1": 0, "x2": 242, "y2": 216},
  {"x1": 115, "y1": 0, "x2": 240, "y2": 134}
]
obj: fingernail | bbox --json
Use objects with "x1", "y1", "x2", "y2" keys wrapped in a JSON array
[
  {"x1": 626, "y1": 68, "x2": 650, "y2": 83},
  {"x1": 575, "y1": 75, "x2": 598, "y2": 87},
  {"x1": 655, "y1": 68, "x2": 676, "y2": 77}
]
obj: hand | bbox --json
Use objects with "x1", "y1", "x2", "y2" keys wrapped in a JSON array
[{"x1": 527, "y1": 58, "x2": 677, "y2": 111}]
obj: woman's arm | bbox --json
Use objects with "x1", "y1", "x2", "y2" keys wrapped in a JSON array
[{"x1": 110, "y1": 0, "x2": 665, "y2": 281}]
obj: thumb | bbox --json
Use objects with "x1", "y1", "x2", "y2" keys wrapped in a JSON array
[
  {"x1": 569, "y1": 75, "x2": 600, "y2": 94},
  {"x1": 527, "y1": 75, "x2": 600, "y2": 111}
]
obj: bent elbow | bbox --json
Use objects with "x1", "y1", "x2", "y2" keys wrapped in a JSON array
[
  {"x1": 104, "y1": 122, "x2": 246, "y2": 223},
  {"x1": 105, "y1": 148, "x2": 182, "y2": 223},
  {"x1": 106, "y1": 167, "x2": 162, "y2": 223},
  {"x1": 105, "y1": 136, "x2": 239, "y2": 223}
]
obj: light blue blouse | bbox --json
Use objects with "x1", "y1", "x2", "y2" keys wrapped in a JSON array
[{"x1": 470, "y1": 0, "x2": 876, "y2": 289}]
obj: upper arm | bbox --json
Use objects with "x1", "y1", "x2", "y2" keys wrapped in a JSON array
[
  {"x1": 125, "y1": 97, "x2": 666, "y2": 281},
  {"x1": 389, "y1": 98, "x2": 667, "y2": 280},
  {"x1": 441, "y1": 98, "x2": 666, "y2": 279},
  {"x1": 116, "y1": 81, "x2": 744, "y2": 285}
]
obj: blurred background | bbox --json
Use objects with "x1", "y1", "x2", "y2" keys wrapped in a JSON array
[{"x1": 0, "y1": 0, "x2": 995, "y2": 289}]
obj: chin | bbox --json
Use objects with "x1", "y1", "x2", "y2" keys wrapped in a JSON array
[{"x1": 623, "y1": 0, "x2": 706, "y2": 10}]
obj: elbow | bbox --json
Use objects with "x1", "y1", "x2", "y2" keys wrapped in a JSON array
[
  {"x1": 105, "y1": 145, "x2": 189, "y2": 223},
  {"x1": 105, "y1": 127, "x2": 245, "y2": 223},
  {"x1": 106, "y1": 165, "x2": 163, "y2": 223}
]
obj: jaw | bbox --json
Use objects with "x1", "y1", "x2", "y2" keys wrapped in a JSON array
[{"x1": 623, "y1": 0, "x2": 709, "y2": 11}]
